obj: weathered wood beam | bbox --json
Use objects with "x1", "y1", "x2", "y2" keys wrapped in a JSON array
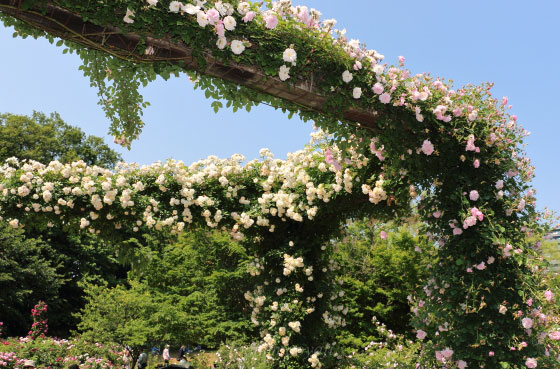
[{"x1": 0, "y1": 0, "x2": 379, "y2": 129}]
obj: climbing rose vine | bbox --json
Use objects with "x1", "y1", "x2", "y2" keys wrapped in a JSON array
[
  {"x1": 0, "y1": 0, "x2": 559, "y2": 368},
  {"x1": 28, "y1": 301, "x2": 48, "y2": 340}
]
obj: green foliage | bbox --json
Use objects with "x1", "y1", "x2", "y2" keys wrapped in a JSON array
[
  {"x1": 333, "y1": 219, "x2": 435, "y2": 350},
  {"x1": 141, "y1": 230, "x2": 256, "y2": 348},
  {"x1": 0, "y1": 112, "x2": 122, "y2": 168},
  {"x1": 0, "y1": 224, "x2": 61, "y2": 337},
  {"x1": 0, "y1": 111, "x2": 125, "y2": 337},
  {"x1": 343, "y1": 318, "x2": 422, "y2": 369},
  {"x1": 76, "y1": 282, "x2": 159, "y2": 362}
]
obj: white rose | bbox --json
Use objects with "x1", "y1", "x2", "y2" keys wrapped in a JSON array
[
  {"x1": 169, "y1": 1, "x2": 181, "y2": 13},
  {"x1": 182, "y1": 4, "x2": 200, "y2": 14},
  {"x1": 342, "y1": 70, "x2": 353, "y2": 83},
  {"x1": 196, "y1": 11, "x2": 209, "y2": 27},
  {"x1": 373, "y1": 64, "x2": 384, "y2": 75},
  {"x1": 223, "y1": 15, "x2": 236, "y2": 31},
  {"x1": 279, "y1": 65, "x2": 290, "y2": 81},
  {"x1": 353, "y1": 87, "x2": 362, "y2": 99},
  {"x1": 237, "y1": 1, "x2": 250, "y2": 15},
  {"x1": 123, "y1": 8, "x2": 135, "y2": 24},
  {"x1": 146, "y1": 0, "x2": 158, "y2": 6},
  {"x1": 216, "y1": 37, "x2": 227, "y2": 49},
  {"x1": 231, "y1": 40, "x2": 245, "y2": 55},
  {"x1": 283, "y1": 48, "x2": 297, "y2": 63}
]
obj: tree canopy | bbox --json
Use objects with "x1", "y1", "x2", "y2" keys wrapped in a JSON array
[{"x1": 0, "y1": 111, "x2": 121, "y2": 168}]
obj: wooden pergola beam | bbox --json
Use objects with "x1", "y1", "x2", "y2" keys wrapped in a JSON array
[{"x1": 0, "y1": 0, "x2": 379, "y2": 129}]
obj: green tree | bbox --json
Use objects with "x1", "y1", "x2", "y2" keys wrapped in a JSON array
[
  {"x1": 77, "y1": 282, "x2": 159, "y2": 367},
  {"x1": 333, "y1": 219, "x2": 436, "y2": 350},
  {"x1": 0, "y1": 111, "x2": 125, "y2": 337},
  {"x1": 0, "y1": 225, "x2": 62, "y2": 337},
  {"x1": 141, "y1": 230, "x2": 256, "y2": 348},
  {"x1": 0, "y1": 111, "x2": 121, "y2": 168}
]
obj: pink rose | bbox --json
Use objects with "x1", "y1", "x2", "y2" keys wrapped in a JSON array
[
  {"x1": 379, "y1": 92, "x2": 391, "y2": 104},
  {"x1": 380, "y1": 231, "x2": 388, "y2": 240},
  {"x1": 457, "y1": 360, "x2": 468, "y2": 369},
  {"x1": 242, "y1": 11, "x2": 256, "y2": 23},
  {"x1": 525, "y1": 358, "x2": 537, "y2": 368},
  {"x1": 373, "y1": 82, "x2": 384, "y2": 95},
  {"x1": 215, "y1": 21, "x2": 225, "y2": 37},
  {"x1": 416, "y1": 330, "x2": 427, "y2": 339},
  {"x1": 474, "y1": 159, "x2": 480, "y2": 168},
  {"x1": 544, "y1": 290, "x2": 554, "y2": 302},
  {"x1": 421, "y1": 140, "x2": 434, "y2": 156},
  {"x1": 471, "y1": 207, "x2": 484, "y2": 221},
  {"x1": 522, "y1": 317, "x2": 533, "y2": 329},
  {"x1": 441, "y1": 348, "x2": 453, "y2": 359},
  {"x1": 465, "y1": 135, "x2": 476, "y2": 151},
  {"x1": 469, "y1": 190, "x2": 479, "y2": 201},
  {"x1": 548, "y1": 331, "x2": 560, "y2": 340},
  {"x1": 206, "y1": 8, "x2": 220, "y2": 25},
  {"x1": 264, "y1": 13, "x2": 278, "y2": 29}
]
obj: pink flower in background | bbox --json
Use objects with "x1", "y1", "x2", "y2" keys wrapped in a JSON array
[
  {"x1": 421, "y1": 140, "x2": 434, "y2": 156},
  {"x1": 433, "y1": 211, "x2": 441, "y2": 218},
  {"x1": 457, "y1": 360, "x2": 468, "y2": 369},
  {"x1": 471, "y1": 207, "x2": 484, "y2": 221},
  {"x1": 549, "y1": 331, "x2": 560, "y2": 340},
  {"x1": 416, "y1": 330, "x2": 427, "y2": 339},
  {"x1": 504, "y1": 244, "x2": 513, "y2": 257},
  {"x1": 380, "y1": 231, "x2": 388, "y2": 239},
  {"x1": 242, "y1": 11, "x2": 256, "y2": 22},
  {"x1": 373, "y1": 82, "x2": 384, "y2": 94},
  {"x1": 264, "y1": 13, "x2": 279, "y2": 29},
  {"x1": 441, "y1": 348, "x2": 454, "y2": 359},
  {"x1": 474, "y1": 159, "x2": 480, "y2": 168},
  {"x1": 522, "y1": 317, "x2": 533, "y2": 329},
  {"x1": 379, "y1": 92, "x2": 391, "y2": 104},
  {"x1": 324, "y1": 149, "x2": 342, "y2": 171},
  {"x1": 466, "y1": 267, "x2": 473, "y2": 273},
  {"x1": 469, "y1": 190, "x2": 479, "y2": 201},
  {"x1": 398, "y1": 55, "x2": 405, "y2": 65},
  {"x1": 544, "y1": 290, "x2": 554, "y2": 302},
  {"x1": 525, "y1": 358, "x2": 537, "y2": 368},
  {"x1": 465, "y1": 135, "x2": 476, "y2": 151},
  {"x1": 206, "y1": 8, "x2": 220, "y2": 24},
  {"x1": 502, "y1": 96, "x2": 508, "y2": 106},
  {"x1": 488, "y1": 351, "x2": 494, "y2": 357},
  {"x1": 496, "y1": 180, "x2": 504, "y2": 189},
  {"x1": 453, "y1": 228, "x2": 463, "y2": 236},
  {"x1": 215, "y1": 21, "x2": 225, "y2": 37},
  {"x1": 476, "y1": 262, "x2": 486, "y2": 270}
]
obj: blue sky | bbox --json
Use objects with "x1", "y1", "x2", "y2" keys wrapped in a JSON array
[{"x1": 1, "y1": 1, "x2": 559, "y2": 214}]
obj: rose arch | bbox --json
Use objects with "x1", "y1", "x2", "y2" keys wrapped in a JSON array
[{"x1": 0, "y1": 1, "x2": 556, "y2": 368}]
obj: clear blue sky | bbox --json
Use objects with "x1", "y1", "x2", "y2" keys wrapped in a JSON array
[{"x1": 1, "y1": 1, "x2": 559, "y2": 214}]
